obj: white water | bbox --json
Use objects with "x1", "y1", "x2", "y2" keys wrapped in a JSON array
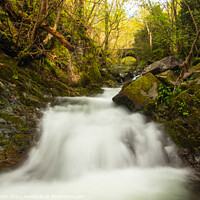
[{"x1": 0, "y1": 88, "x2": 196, "y2": 200}]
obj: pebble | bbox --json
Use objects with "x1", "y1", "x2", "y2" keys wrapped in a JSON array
[
  {"x1": 0, "y1": 118, "x2": 7, "y2": 125},
  {"x1": 20, "y1": 116, "x2": 26, "y2": 122},
  {"x1": 0, "y1": 128, "x2": 12, "y2": 135}
]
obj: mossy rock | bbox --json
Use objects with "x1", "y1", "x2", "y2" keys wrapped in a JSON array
[
  {"x1": 113, "y1": 73, "x2": 161, "y2": 111},
  {"x1": 121, "y1": 56, "x2": 137, "y2": 66}
]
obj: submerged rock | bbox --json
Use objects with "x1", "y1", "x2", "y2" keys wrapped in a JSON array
[{"x1": 113, "y1": 73, "x2": 161, "y2": 111}]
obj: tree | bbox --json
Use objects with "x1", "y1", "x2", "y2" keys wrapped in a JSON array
[
  {"x1": 174, "y1": 0, "x2": 200, "y2": 86},
  {"x1": 0, "y1": 0, "x2": 74, "y2": 60},
  {"x1": 133, "y1": 4, "x2": 172, "y2": 62},
  {"x1": 178, "y1": 0, "x2": 200, "y2": 58},
  {"x1": 104, "y1": 0, "x2": 109, "y2": 55}
]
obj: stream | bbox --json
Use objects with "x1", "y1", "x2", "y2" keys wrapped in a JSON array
[{"x1": 0, "y1": 88, "x2": 198, "y2": 200}]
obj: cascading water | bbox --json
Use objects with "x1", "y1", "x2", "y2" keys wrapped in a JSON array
[{"x1": 0, "y1": 88, "x2": 198, "y2": 200}]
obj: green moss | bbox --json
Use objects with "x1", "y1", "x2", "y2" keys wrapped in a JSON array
[
  {"x1": 113, "y1": 73, "x2": 161, "y2": 111},
  {"x1": 121, "y1": 56, "x2": 137, "y2": 66},
  {"x1": 143, "y1": 101, "x2": 157, "y2": 116},
  {"x1": 80, "y1": 72, "x2": 91, "y2": 87},
  {"x1": 88, "y1": 62, "x2": 102, "y2": 83},
  {"x1": 11, "y1": 134, "x2": 30, "y2": 152},
  {"x1": 123, "y1": 73, "x2": 160, "y2": 104},
  {"x1": 164, "y1": 81, "x2": 200, "y2": 149}
]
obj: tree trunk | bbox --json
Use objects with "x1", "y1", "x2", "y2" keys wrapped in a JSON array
[
  {"x1": 41, "y1": 25, "x2": 75, "y2": 51},
  {"x1": 0, "y1": 0, "x2": 75, "y2": 51},
  {"x1": 43, "y1": 0, "x2": 64, "y2": 44},
  {"x1": 170, "y1": 0, "x2": 175, "y2": 55},
  {"x1": 104, "y1": 0, "x2": 109, "y2": 55},
  {"x1": 74, "y1": 0, "x2": 86, "y2": 56},
  {"x1": 145, "y1": 21, "x2": 152, "y2": 51},
  {"x1": 174, "y1": 29, "x2": 200, "y2": 88}
]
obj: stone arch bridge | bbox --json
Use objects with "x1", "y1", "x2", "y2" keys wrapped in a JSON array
[{"x1": 117, "y1": 48, "x2": 137, "y2": 59}]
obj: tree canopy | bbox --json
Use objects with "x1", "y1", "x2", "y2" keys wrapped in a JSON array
[{"x1": 0, "y1": 0, "x2": 200, "y2": 74}]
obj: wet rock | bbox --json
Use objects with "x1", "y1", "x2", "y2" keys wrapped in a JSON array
[
  {"x1": 113, "y1": 73, "x2": 161, "y2": 111},
  {"x1": 142, "y1": 56, "x2": 183, "y2": 75},
  {"x1": 119, "y1": 72, "x2": 132, "y2": 82}
]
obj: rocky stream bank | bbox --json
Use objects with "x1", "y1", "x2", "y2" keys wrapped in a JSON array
[
  {"x1": 0, "y1": 52, "x2": 117, "y2": 170},
  {"x1": 113, "y1": 56, "x2": 200, "y2": 173},
  {"x1": 1, "y1": 53, "x2": 200, "y2": 175}
]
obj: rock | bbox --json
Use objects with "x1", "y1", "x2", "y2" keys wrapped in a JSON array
[
  {"x1": 0, "y1": 128, "x2": 12, "y2": 134},
  {"x1": 142, "y1": 56, "x2": 183, "y2": 75},
  {"x1": 0, "y1": 128, "x2": 12, "y2": 137},
  {"x1": 20, "y1": 116, "x2": 26, "y2": 122},
  {"x1": 0, "y1": 118, "x2": 7, "y2": 125},
  {"x1": 111, "y1": 65, "x2": 137, "y2": 82},
  {"x1": 113, "y1": 60, "x2": 200, "y2": 172},
  {"x1": 195, "y1": 155, "x2": 200, "y2": 163},
  {"x1": 119, "y1": 72, "x2": 131, "y2": 82},
  {"x1": 156, "y1": 70, "x2": 177, "y2": 86},
  {"x1": 113, "y1": 73, "x2": 161, "y2": 111}
]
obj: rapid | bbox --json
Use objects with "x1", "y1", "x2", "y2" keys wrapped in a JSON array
[{"x1": 0, "y1": 88, "x2": 198, "y2": 200}]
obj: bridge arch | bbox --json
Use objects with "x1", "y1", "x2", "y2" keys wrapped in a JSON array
[{"x1": 117, "y1": 48, "x2": 137, "y2": 59}]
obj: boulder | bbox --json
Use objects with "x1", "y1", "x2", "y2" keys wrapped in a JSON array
[
  {"x1": 142, "y1": 56, "x2": 183, "y2": 75},
  {"x1": 112, "y1": 73, "x2": 161, "y2": 111},
  {"x1": 111, "y1": 65, "x2": 135, "y2": 83},
  {"x1": 156, "y1": 70, "x2": 177, "y2": 86}
]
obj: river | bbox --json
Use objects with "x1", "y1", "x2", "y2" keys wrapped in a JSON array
[{"x1": 0, "y1": 88, "x2": 198, "y2": 200}]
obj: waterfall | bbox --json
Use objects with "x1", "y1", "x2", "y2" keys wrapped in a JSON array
[{"x1": 0, "y1": 88, "x2": 197, "y2": 200}]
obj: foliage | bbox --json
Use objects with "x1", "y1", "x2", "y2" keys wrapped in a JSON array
[
  {"x1": 129, "y1": 0, "x2": 200, "y2": 71},
  {"x1": 177, "y1": 100, "x2": 189, "y2": 116},
  {"x1": 178, "y1": 0, "x2": 200, "y2": 58},
  {"x1": 157, "y1": 83, "x2": 183, "y2": 106},
  {"x1": 157, "y1": 84, "x2": 173, "y2": 105}
]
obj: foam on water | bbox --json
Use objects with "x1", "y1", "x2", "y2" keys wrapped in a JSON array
[{"x1": 0, "y1": 88, "x2": 197, "y2": 200}]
